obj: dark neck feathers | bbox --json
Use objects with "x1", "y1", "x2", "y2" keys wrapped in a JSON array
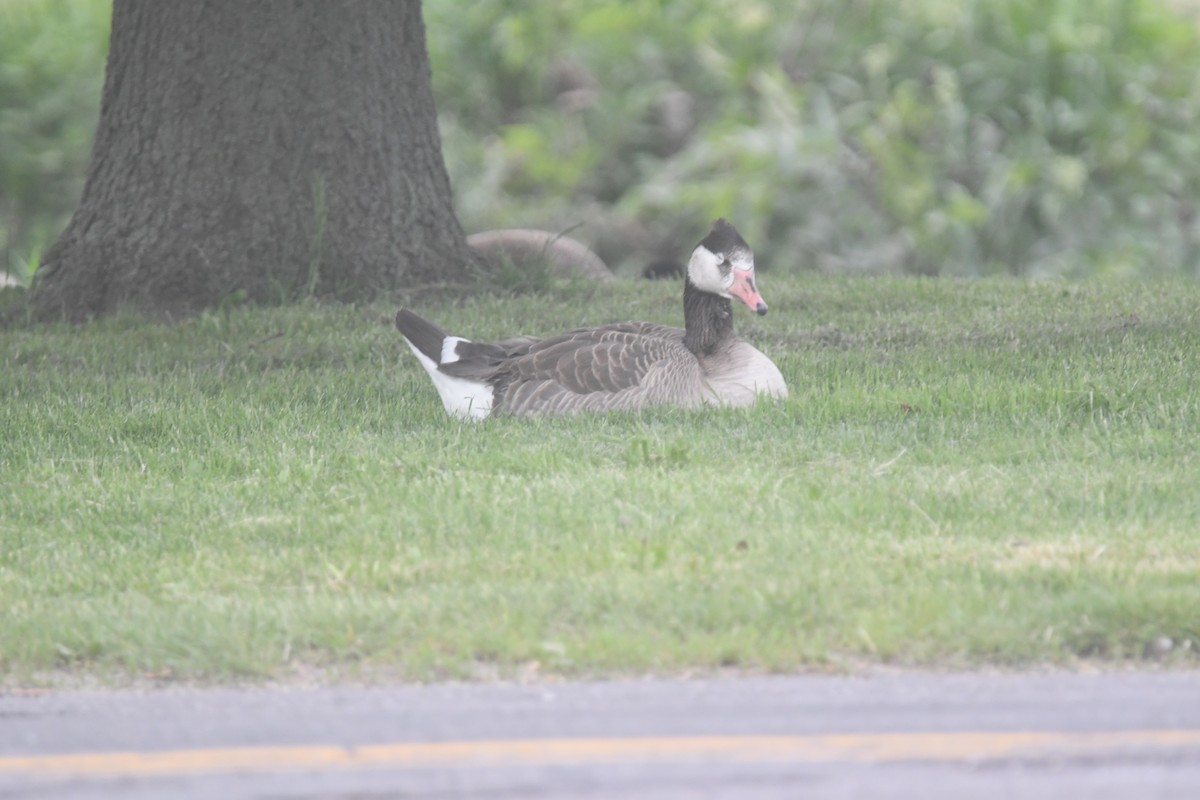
[{"x1": 682, "y1": 278, "x2": 734, "y2": 356}]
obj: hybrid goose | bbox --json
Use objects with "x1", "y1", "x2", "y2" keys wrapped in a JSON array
[{"x1": 396, "y1": 219, "x2": 787, "y2": 418}]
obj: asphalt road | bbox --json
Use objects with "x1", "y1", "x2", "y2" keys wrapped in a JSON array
[{"x1": 3, "y1": 670, "x2": 1199, "y2": 799}]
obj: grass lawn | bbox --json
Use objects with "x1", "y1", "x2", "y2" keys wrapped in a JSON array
[{"x1": 1, "y1": 275, "x2": 1198, "y2": 686}]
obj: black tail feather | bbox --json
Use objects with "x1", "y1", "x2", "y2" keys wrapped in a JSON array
[{"x1": 395, "y1": 308, "x2": 448, "y2": 364}]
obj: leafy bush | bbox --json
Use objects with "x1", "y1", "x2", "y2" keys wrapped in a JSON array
[
  {"x1": 3, "y1": 0, "x2": 1200, "y2": 280},
  {"x1": 428, "y1": 0, "x2": 1200, "y2": 278},
  {"x1": 0, "y1": 0, "x2": 109, "y2": 282}
]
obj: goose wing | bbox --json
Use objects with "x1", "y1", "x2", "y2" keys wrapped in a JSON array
[{"x1": 491, "y1": 323, "x2": 706, "y2": 415}]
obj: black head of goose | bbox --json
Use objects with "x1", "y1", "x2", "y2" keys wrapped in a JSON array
[{"x1": 396, "y1": 219, "x2": 787, "y2": 419}]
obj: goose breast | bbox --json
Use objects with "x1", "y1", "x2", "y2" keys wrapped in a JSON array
[{"x1": 699, "y1": 341, "x2": 788, "y2": 407}]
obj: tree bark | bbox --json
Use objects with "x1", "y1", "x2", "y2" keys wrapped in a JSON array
[{"x1": 31, "y1": 0, "x2": 481, "y2": 321}]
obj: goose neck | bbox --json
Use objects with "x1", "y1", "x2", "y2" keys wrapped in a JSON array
[{"x1": 682, "y1": 279, "x2": 734, "y2": 356}]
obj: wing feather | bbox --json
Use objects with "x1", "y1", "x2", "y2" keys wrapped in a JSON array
[
  {"x1": 490, "y1": 324, "x2": 710, "y2": 414},
  {"x1": 413, "y1": 318, "x2": 703, "y2": 416}
]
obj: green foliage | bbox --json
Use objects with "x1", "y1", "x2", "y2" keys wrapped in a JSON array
[
  {"x1": 0, "y1": 0, "x2": 109, "y2": 281},
  {"x1": 2, "y1": 278, "x2": 1200, "y2": 683},
  {"x1": 428, "y1": 0, "x2": 1200, "y2": 277},
  {"x1": 4, "y1": 0, "x2": 1200, "y2": 279}
]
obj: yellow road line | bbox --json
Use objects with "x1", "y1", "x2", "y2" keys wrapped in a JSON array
[{"x1": 3, "y1": 730, "x2": 1199, "y2": 778}]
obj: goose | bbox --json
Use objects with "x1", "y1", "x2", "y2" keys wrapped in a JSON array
[
  {"x1": 467, "y1": 229, "x2": 612, "y2": 281},
  {"x1": 396, "y1": 219, "x2": 787, "y2": 419}
]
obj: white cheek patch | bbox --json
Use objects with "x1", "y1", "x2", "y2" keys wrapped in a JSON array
[{"x1": 688, "y1": 245, "x2": 725, "y2": 293}]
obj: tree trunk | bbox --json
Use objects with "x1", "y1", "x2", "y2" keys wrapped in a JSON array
[{"x1": 31, "y1": 0, "x2": 481, "y2": 321}]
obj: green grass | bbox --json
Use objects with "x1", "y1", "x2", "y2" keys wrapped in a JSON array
[{"x1": 2, "y1": 275, "x2": 1199, "y2": 685}]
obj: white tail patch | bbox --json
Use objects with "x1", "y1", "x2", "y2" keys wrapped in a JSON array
[
  {"x1": 403, "y1": 340, "x2": 493, "y2": 420},
  {"x1": 441, "y1": 336, "x2": 470, "y2": 365}
]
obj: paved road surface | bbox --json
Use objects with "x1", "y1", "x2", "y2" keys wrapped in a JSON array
[{"x1": 3, "y1": 671, "x2": 1199, "y2": 798}]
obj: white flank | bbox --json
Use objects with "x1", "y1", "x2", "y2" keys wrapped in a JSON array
[
  {"x1": 403, "y1": 340, "x2": 494, "y2": 420},
  {"x1": 440, "y1": 336, "x2": 469, "y2": 365}
]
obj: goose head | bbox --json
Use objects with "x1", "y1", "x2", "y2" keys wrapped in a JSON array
[{"x1": 685, "y1": 219, "x2": 768, "y2": 316}]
